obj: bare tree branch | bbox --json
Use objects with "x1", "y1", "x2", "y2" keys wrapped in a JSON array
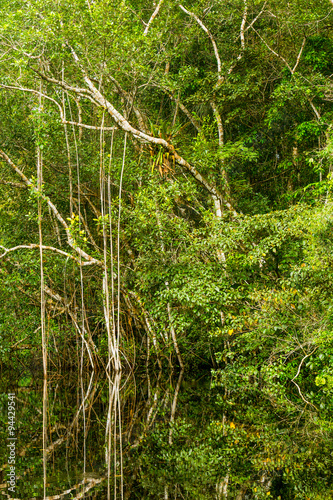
[
  {"x1": 0, "y1": 244, "x2": 83, "y2": 263},
  {"x1": 11, "y1": 46, "x2": 233, "y2": 212},
  {"x1": 0, "y1": 83, "x2": 116, "y2": 131},
  {"x1": 291, "y1": 347, "x2": 318, "y2": 382},
  {"x1": 252, "y1": 28, "x2": 306, "y2": 75},
  {"x1": 0, "y1": 83, "x2": 65, "y2": 117},
  {"x1": 210, "y1": 99, "x2": 224, "y2": 147},
  {"x1": 44, "y1": 285, "x2": 97, "y2": 367},
  {"x1": 63, "y1": 120, "x2": 117, "y2": 131},
  {"x1": 251, "y1": 26, "x2": 293, "y2": 72},
  {"x1": 0, "y1": 179, "x2": 26, "y2": 188},
  {"x1": 30, "y1": 67, "x2": 92, "y2": 96},
  {"x1": 67, "y1": 44, "x2": 235, "y2": 212},
  {"x1": 179, "y1": 4, "x2": 223, "y2": 83},
  {"x1": 154, "y1": 83, "x2": 202, "y2": 132},
  {"x1": 240, "y1": 0, "x2": 248, "y2": 50},
  {"x1": 0, "y1": 149, "x2": 103, "y2": 267},
  {"x1": 309, "y1": 99, "x2": 321, "y2": 121},
  {"x1": 106, "y1": 73, "x2": 149, "y2": 132},
  {"x1": 227, "y1": 0, "x2": 248, "y2": 75},
  {"x1": 292, "y1": 37, "x2": 306, "y2": 74},
  {"x1": 144, "y1": 0, "x2": 164, "y2": 35},
  {"x1": 291, "y1": 348, "x2": 318, "y2": 408},
  {"x1": 243, "y1": 1, "x2": 267, "y2": 35},
  {"x1": 73, "y1": 96, "x2": 83, "y2": 139}
]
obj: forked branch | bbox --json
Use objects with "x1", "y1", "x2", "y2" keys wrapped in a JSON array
[
  {"x1": 63, "y1": 45, "x2": 234, "y2": 212},
  {"x1": 0, "y1": 149, "x2": 103, "y2": 267},
  {"x1": 0, "y1": 244, "x2": 83, "y2": 264},
  {"x1": 179, "y1": 4, "x2": 222, "y2": 83},
  {"x1": 252, "y1": 27, "x2": 306, "y2": 75}
]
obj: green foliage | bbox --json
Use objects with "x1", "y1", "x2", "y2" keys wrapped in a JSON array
[{"x1": 1, "y1": 0, "x2": 333, "y2": 494}]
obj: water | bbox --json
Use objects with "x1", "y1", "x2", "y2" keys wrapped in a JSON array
[{"x1": 0, "y1": 367, "x2": 332, "y2": 499}]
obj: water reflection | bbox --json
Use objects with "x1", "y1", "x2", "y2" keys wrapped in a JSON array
[
  {"x1": 0, "y1": 367, "x2": 332, "y2": 499},
  {"x1": 106, "y1": 372, "x2": 123, "y2": 500},
  {"x1": 1, "y1": 368, "x2": 187, "y2": 499}
]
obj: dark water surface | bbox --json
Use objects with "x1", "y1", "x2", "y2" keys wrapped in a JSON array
[{"x1": 1, "y1": 367, "x2": 332, "y2": 499}]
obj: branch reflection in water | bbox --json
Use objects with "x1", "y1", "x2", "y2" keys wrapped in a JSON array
[
  {"x1": 2, "y1": 364, "x2": 329, "y2": 499},
  {"x1": 8, "y1": 367, "x2": 186, "y2": 499},
  {"x1": 105, "y1": 371, "x2": 123, "y2": 500}
]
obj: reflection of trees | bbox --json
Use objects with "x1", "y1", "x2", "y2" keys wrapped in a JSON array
[
  {"x1": 1, "y1": 368, "x2": 332, "y2": 499},
  {"x1": 0, "y1": 368, "x2": 187, "y2": 499},
  {"x1": 130, "y1": 379, "x2": 333, "y2": 499},
  {"x1": 106, "y1": 371, "x2": 123, "y2": 500}
]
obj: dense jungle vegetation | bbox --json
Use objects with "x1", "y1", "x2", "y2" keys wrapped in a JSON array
[{"x1": 1, "y1": 0, "x2": 333, "y2": 498}]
